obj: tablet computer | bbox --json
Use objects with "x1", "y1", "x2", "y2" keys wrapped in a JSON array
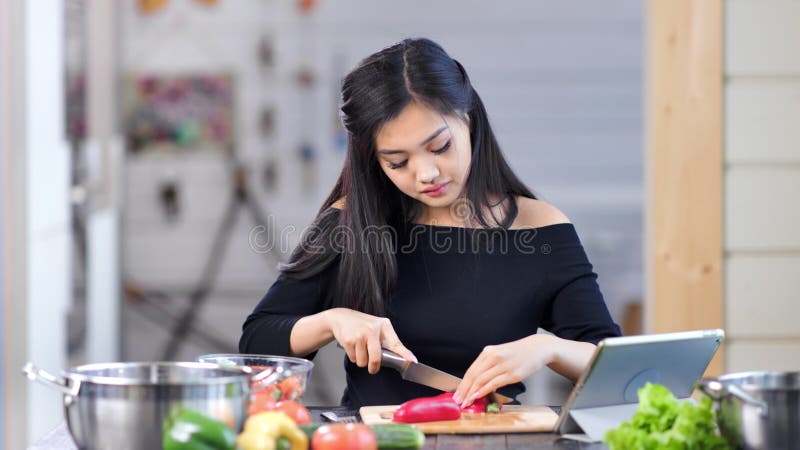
[{"x1": 555, "y1": 329, "x2": 724, "y2": 438}]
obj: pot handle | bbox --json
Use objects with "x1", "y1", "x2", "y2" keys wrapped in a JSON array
[
  {"x1": 696, "y1": 378, "x2": 769, "y2": 417},
  {"x1": 22, "y1": 362, "x2": 81, "y2": 397},
  {"x1": 696, "y1": 378, "x2": 725, "y2": 399}
]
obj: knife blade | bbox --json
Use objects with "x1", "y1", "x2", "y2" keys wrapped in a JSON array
[{"x1": 380, "y1": 348, "x2": 513, "y2": 404}]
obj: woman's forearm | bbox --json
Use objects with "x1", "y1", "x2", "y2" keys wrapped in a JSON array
[
  {"x1": 545, "y1": 334, "x2": 596, "y2": 382},
  {"x1": 288, "y1": 310, "x2": 335, "y2": 357}
]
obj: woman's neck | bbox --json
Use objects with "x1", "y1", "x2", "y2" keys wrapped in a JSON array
[{"x1": 414, "y1": 194, "x2": 510, "y2": 227}]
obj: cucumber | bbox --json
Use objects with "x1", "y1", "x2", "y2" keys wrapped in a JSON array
[{"x1": 369, "y1": 424, "x2": 426, "y2": 450}]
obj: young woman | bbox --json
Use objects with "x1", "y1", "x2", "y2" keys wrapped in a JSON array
[{"x1": 240, "y1": 38, "x2": 620, "y2": 409}]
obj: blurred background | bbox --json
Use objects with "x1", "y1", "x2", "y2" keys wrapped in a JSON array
[{"x1": 2, "y1": 0, "x2": 798, "y2": 448}]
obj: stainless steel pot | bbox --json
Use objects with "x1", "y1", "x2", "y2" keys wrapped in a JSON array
[
  {"x1": 23, "y1": 361, "x2": 253, "y2": 450},
  {"x1": 698, "y1": 371, "x2": 799, "y2": 450}
]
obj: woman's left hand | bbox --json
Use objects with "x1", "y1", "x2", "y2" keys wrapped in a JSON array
[{"x1": 452, "y1": 334, "x2": 556, "y2": 407}]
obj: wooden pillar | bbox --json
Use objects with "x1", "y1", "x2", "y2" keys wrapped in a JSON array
[{"x1": 645, "y1": 0, "x2": 724, "y2": 375}]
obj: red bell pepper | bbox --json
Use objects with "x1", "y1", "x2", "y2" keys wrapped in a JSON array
[
  {"x1": 392, "y1": 394, "x2": 462, "y2": 423},
  {"x1": 446, "y1": 393, "x2": 487, "y2": 414},
  {"x1": 392, "y1": 392, "x2": 505, "y2": 423},
  {"x1": 433, "y1": 392, "x2": 502, "y2": 414}
]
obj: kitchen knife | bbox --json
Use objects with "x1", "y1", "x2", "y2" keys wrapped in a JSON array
[{"x1": 380, "y1": 348, "x2": 513, "y2": 404}]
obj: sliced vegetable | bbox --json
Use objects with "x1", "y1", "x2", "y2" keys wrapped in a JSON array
[
  {"x1": 278, "y1": 375, "x2": 302, "y2": 401},
  {"x1": 251, "y1": 374, "x2": 304, "y2": 403},
  {"x1": 392, "y1": 394, "x2": 461, "y2": 423},
  {"x1": 162, "y1": 408, "x2": 237, "y2": 450},
  {"x1": 311, "y1": 423, "x2": 377, "y2": 450},
  {"x1": 486, "y1": 403, "x2": 501, "y2": 414},
  {"x1": 237, "y1": 411, "x2": 308, "y2": 450},
  {"x1": 369, "y1": 424, "x2": 425, "y2": 450}
]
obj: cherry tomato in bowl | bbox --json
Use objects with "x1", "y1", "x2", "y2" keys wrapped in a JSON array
[{"x1": 197, "y1": 354, "x2": 313, "y2": 402}]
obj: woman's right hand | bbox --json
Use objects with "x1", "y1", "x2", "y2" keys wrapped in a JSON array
[{"x1": 323, "y1": 307, "x2": 417, "y2": 374}]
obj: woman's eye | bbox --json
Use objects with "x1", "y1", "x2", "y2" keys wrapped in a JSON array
[
  {"x1": 386, "y1": 141, "x2": 449, "y2": 170},
  {"x1": 388, "y1": 160, "x2": 407, "y2": 170},
  {"x1": 432, "y1": 140, "x2": 451, "y2": 154}
]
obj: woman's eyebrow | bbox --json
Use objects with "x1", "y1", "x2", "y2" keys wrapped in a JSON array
[{"x1": 377, "y1": 126, "x2": 448, "y2": 155}]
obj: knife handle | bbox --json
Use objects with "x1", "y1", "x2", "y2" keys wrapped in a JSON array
[
  {"x1": 380, "y1": 348, "x2": 411, "y2": 371},
  {"x1": 335, "y1": 343, "x2": 410, "y2": 371}
]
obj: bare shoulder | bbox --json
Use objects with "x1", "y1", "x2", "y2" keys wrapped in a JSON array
[
  {"x1": 330, "y1": 197, "x2": 346, "y2": 210},
  {"x1": 512, "y1": 196, "x2": 571, "y2": 229}
]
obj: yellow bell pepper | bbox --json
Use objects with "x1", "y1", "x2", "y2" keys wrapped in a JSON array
[{"x1": 237, "y1": 411, "x2": 308, "y2": 450}]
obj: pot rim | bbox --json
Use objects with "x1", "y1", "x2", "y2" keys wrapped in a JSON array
[
  {"x1": 716, "y1": 370, "x2": 800, "y2": 391},
  {"x1": 63, "y1": 361, "x2": 253, "y2": 386}
]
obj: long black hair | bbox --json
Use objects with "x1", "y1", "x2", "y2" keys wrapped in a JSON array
[{"x1": 280, "y1": 38, "x2": 536, "y2": 316}]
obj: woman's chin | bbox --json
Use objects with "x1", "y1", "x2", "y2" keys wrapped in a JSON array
[{"x1": 416, "y1": 193, "x2": 452, "y2": 208}]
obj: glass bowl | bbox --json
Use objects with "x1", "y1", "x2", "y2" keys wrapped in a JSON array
[{"x1": 196, "y1": 353, "x2": 313, "y2": 402}]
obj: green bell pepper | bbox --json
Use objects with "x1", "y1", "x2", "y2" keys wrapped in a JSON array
[{"x1": 162, "y1": 408, "x2": 237, "y2": 450}]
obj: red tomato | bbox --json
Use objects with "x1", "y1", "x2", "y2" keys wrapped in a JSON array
[
  {"x1": 312, "y1": 423, "x2": 377, "y2": 450},
  {"x1": 248, "y1": 389, "x2": 278, "y2": 416},
  {"x1": 251, "y1": 383, "x2": 282, "y2": 401},
  {"x1": 278, "y1": 375, "x2": 302, "y2": 400},
  {"x1": 272, "y1": 400, "x2": 312, "y2": 425}
]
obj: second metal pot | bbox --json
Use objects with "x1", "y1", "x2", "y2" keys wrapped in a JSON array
[{"x1": 698, "y1": 371, "x2": 799, "y2": 450}]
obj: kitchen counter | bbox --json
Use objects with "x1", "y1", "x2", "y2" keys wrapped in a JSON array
[
  {"x1": 30, "y1": 406, "x2": 608, "y2": 450},
  {"x1": 421, "y1": 434, "x2": 606, "y2": 449}
]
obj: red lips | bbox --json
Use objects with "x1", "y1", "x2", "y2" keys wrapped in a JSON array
[{"x1": 421, "y1": 182, "x2": 449, "y2": 194}]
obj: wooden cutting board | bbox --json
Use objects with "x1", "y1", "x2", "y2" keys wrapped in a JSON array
[{"x1": 359, "y1": 405, "x2": 558, "y2": 434}]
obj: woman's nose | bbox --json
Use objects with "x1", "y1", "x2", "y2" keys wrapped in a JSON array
[{"x1": 415, "y1": 159, "x2": 440, "y2": 184}]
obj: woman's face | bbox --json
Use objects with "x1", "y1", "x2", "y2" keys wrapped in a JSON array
[{"x1": 374, "y1": 101, "x2": 472, "y2": 213}]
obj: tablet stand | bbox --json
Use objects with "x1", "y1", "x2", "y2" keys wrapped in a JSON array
[
  {"x1": 560, "y1": 397, "x2": 693, "y2": 442},
  {"x1": 560, "y1": 403, "x2": 639, "y2": 442}
]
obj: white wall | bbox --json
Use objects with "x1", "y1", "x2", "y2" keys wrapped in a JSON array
[
  {"x1": 120, "y1": 0, "x2": 643, "y2": 405},
  {"x1": 24, "y1": 0, "x2": 73, "y2": 443},
  {"x1": 0, "y1": 20, "x2": 5, "y2": 447},
  {"x1": 723, "y1": 0, "x2": 800, "y2": 372}
]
